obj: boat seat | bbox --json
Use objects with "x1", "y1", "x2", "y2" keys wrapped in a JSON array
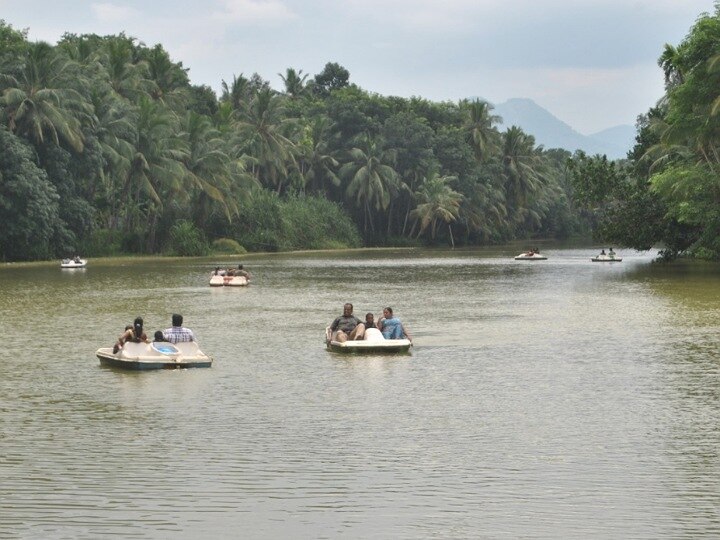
[
  {"x1": 364, "y1": 328, "x2": 385, "y2": 341},
  {"x1": 174, "y1": 341, "x2": 201, "y2": 355}
]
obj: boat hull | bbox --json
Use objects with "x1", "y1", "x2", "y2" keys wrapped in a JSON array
[
  {"x1": 515, "y1": 255, "x2": 547, "y2": 260},
  {"x1": 325, "y1": 327, "x2": 411, "y2": 354},
  {"x1": 209, "y1": 274, "x2": 248, "y2": 287},
  {"x1": 326, "y1": 341, "x2": 412, "y2": 354},
  {"x1": 61, "y1": 259, "x2": 87, "y2": 268},
  {"x1": 96, "y1": 342, "x2": 212, "y2": 370},
  {"x1": 591, "y1": 257, "x2": 622, "y2": 262}
]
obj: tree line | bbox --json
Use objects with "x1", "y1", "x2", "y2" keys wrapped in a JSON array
[{"x1": 2, "y1": 5, "x2": 720, "y2": 262}]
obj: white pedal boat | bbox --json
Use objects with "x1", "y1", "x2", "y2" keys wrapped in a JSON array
[
  {"x1": 514, "y1": 252, "x2": 547, "y2": 261},
  {"x1": 325, "y1": 327, "x2": 412, "y2": 354},
  {"x1": 61, "y1": 258, "x2": 87, "y2": 268},
  {"x1": 96, "y1": 341, "x2": 213, "y2": 370},
  {"x1": 591, "y1": 254, "x2": 622, "y2": 262},
  {"x1": 209, "y1": 273, "x2": 248, "y2": 287}
]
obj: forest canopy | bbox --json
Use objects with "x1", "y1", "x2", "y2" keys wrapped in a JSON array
[{"x1": 2, "y1": 4, "x2": 720, "y2": 262}]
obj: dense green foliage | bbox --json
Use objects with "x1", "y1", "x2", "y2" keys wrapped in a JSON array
[
  {"x1": 6, "y1": 17, "x2": 690, "y2": 261},
  {"x1": 567, "y1": 4, "x2": 720, "y2": 260}
]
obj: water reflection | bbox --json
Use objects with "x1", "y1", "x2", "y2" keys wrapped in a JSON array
[{"x1": 1, "y1": 248, "x2": 720, "y2": 538}]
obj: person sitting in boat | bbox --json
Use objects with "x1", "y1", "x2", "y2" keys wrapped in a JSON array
[
  {"x1": 73, "y1": 255, "x2": 81, "y2": 263},
  {"x1": 600, "y1": 249, "x2": 606, "y2": 256},
  {"x1": 236, "y1": 264, "x2": 251, "y2": 279},
  {"x1": 330, "y1": 303, "x2": 366, "y2": 342},
  {"x1": 378, "y1": 307, "x2": 412, "y2": 342},
  {"x1": 524, "y1": 249, "x2": 535, "y2": 257},
  {"x1": 213, "y1": 266, "x2": 222, "y2": 276},
  {"x1": 153, "y1": 330, "x2": 166, "y2": 342},
  {"x1": 608, "y1": 247, "x2": 616, "y2": 258},
  {"x1": 114, "y1": 318, "x2": 149, "y2": 353},
  {"x1": 364, "y1": 312, "x2": 378, "y2": 331},
  {"x1": 162, "y1": 313, "x2": 195, "y2": 343},
  {"x1": 225, "y1": 267, "x2": 235, "y2": 276}
]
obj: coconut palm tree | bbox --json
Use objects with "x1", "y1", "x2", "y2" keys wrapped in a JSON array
[
  {"x1": 296, "y1": 115, "x2": 340, "y2": 193},
  {"x1": 220, "y1": 73, "x2": 251, "y2": 111},
  {"x1": 180, "y1": 111, "x2": 238, "y2": 223},
  {"x1": 279, "y1": 67, "x2": 309, "y2": 99},
  {"x1": 233, "y1": 88, "x2": 297, "y2": 192},
  {"x1": 102, "y1": 35, "x2": 152, "y2": 102},
  {"x1": 410, "y1": 172, "x2": 463, "y2": 247},
  {"x1": 0, "y1": 41, "x2": 90, "y2": 152},
  {"x1": 460, "y1": 98, "x2": 501, "y2": 162},
  {"x1": 122, "y1": 96, "x2": 186, "y2": 246},
  {"x1": 339, "y1": 133, "x2": 398, "y2": 235},
  {"x1": 501, "y1": 126, "x2": 546, "y2": 209},
  {"x1": 87, "y1": 87, "x2": 136, "y2": 228},
  {"x1": 143, "y1": 44, "x2": 189, "y2": 109}
]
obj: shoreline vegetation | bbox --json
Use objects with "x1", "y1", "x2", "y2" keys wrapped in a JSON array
[{"x1": 2, "y1": 5, "x2": 720, "y2": 262}]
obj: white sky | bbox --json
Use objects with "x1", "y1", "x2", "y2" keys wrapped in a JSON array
[{"x1": 0, "y1": 0, "x2": 714, "y2": 134}]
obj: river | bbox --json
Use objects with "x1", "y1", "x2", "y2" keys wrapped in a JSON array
[{"x1": 1, "y1": 246, "x2": 720, "y2": 538}]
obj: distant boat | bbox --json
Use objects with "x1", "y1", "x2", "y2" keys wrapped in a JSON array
[
  {"x1": 61, "y1": 258, "x2": 87, "y2": 268},
  {"x1": 209, "y1": 272, "x2": 249, "y2": 287},
  {"x1": 514, "y1": 251, "x2": 547, "y2": 261},
  {"x1": 591, "y1": 253, "x2": 622, "y2": 262}
]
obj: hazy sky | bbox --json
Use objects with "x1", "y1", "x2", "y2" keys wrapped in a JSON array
[{"x1": 0, "y1": 0, "x2": 714, "y2": 133}]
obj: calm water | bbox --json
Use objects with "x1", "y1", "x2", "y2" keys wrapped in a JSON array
[{"x1": 2, "y1": 247, "x2": 720, "y2": 538}]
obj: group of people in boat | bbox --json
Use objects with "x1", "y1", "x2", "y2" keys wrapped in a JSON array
[
  {"x1": 522, "y1": 248, "x2": 541, "y2": 257},
  {"x1": 598, "y1": 248, "x2": 617, "y2": 258},
  {"x1": 112, "y1": 313, "x2": 196, "y2": 354},
  {"x1": 212, "y1": 264, "x2": 251, "y2": 279},
  {"x1": 329, "y1": 303, "x2": 412, "y2": 343}
]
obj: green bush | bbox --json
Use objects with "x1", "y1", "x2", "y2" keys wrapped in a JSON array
[
  {"x1": 211, "y1": 238, "x2": 247, "y2": 254},
  {"x1": 228, "y1": 192, "x2": 361, "y2": 252},
  {"x1": 169, "y1": 220, "x2": 209, "y2": 256},
  {"x1": 281, "y1": 196, "x2": 362, "y2": 250},
  {"x1": 80, "y1": 229, "x2": 123, "y2": 256}
]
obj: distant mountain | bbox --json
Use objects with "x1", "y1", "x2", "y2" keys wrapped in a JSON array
[{"x1": 490, "y1": 98, "x2": 636, "y2": 160}]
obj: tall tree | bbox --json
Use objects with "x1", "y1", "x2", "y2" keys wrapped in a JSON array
[
  {"x1": 180, "y1": 111, "x2": 238, "y2": 223},
  {"x1": 234, "y1": 88, "x2": 296, "y2": 192},
  {"x1": 460, "y1": 98, "x2": 501, "y2": 162},
  {"x1": 340, "y1": 133, "x2": 398, "y2": 235},
  {"x1": 279, "y1": 67, "x2": 309, "y2": 99},
  {"x1": 0, "y1": 41, "x2": 90, "y2": 152},
  {"x1": 410, "y1": 172, "x2": 463, "y2": 247},
  {"x1": 501, "y1": 126, "x2": 545, "y2": 209}
]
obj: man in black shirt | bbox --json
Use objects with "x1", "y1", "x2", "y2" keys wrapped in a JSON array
[{"x1": 329, "y1": 303, "x2": 366, "y2": 342}]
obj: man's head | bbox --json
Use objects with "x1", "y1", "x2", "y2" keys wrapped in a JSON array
[
  {"x1": 343, "y1": 303, "x2": 353, "y2": 316},
  {"x1": 172, "y1": 313, "x2": 183, "y2": 327}
]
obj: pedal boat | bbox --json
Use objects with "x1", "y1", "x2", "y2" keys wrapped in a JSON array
[
  {"x1": 514, "y1": 252, "x2": 547, "y2": 261},
  {"x1": 210, "y1": 273, "x2": 248, "y2": 287},
  {"x1": 96, "y1": 341, "x2": 213, "y2": 370},
  {"x1": 325, "y1": 327, "x2": 412, "y2": 354},
  {"x1": 61, "y1": 258, "x2": 87, "y2": 268},
  {"x1": 591, "y1": 254, "x2": 622, "y2": 262}
]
